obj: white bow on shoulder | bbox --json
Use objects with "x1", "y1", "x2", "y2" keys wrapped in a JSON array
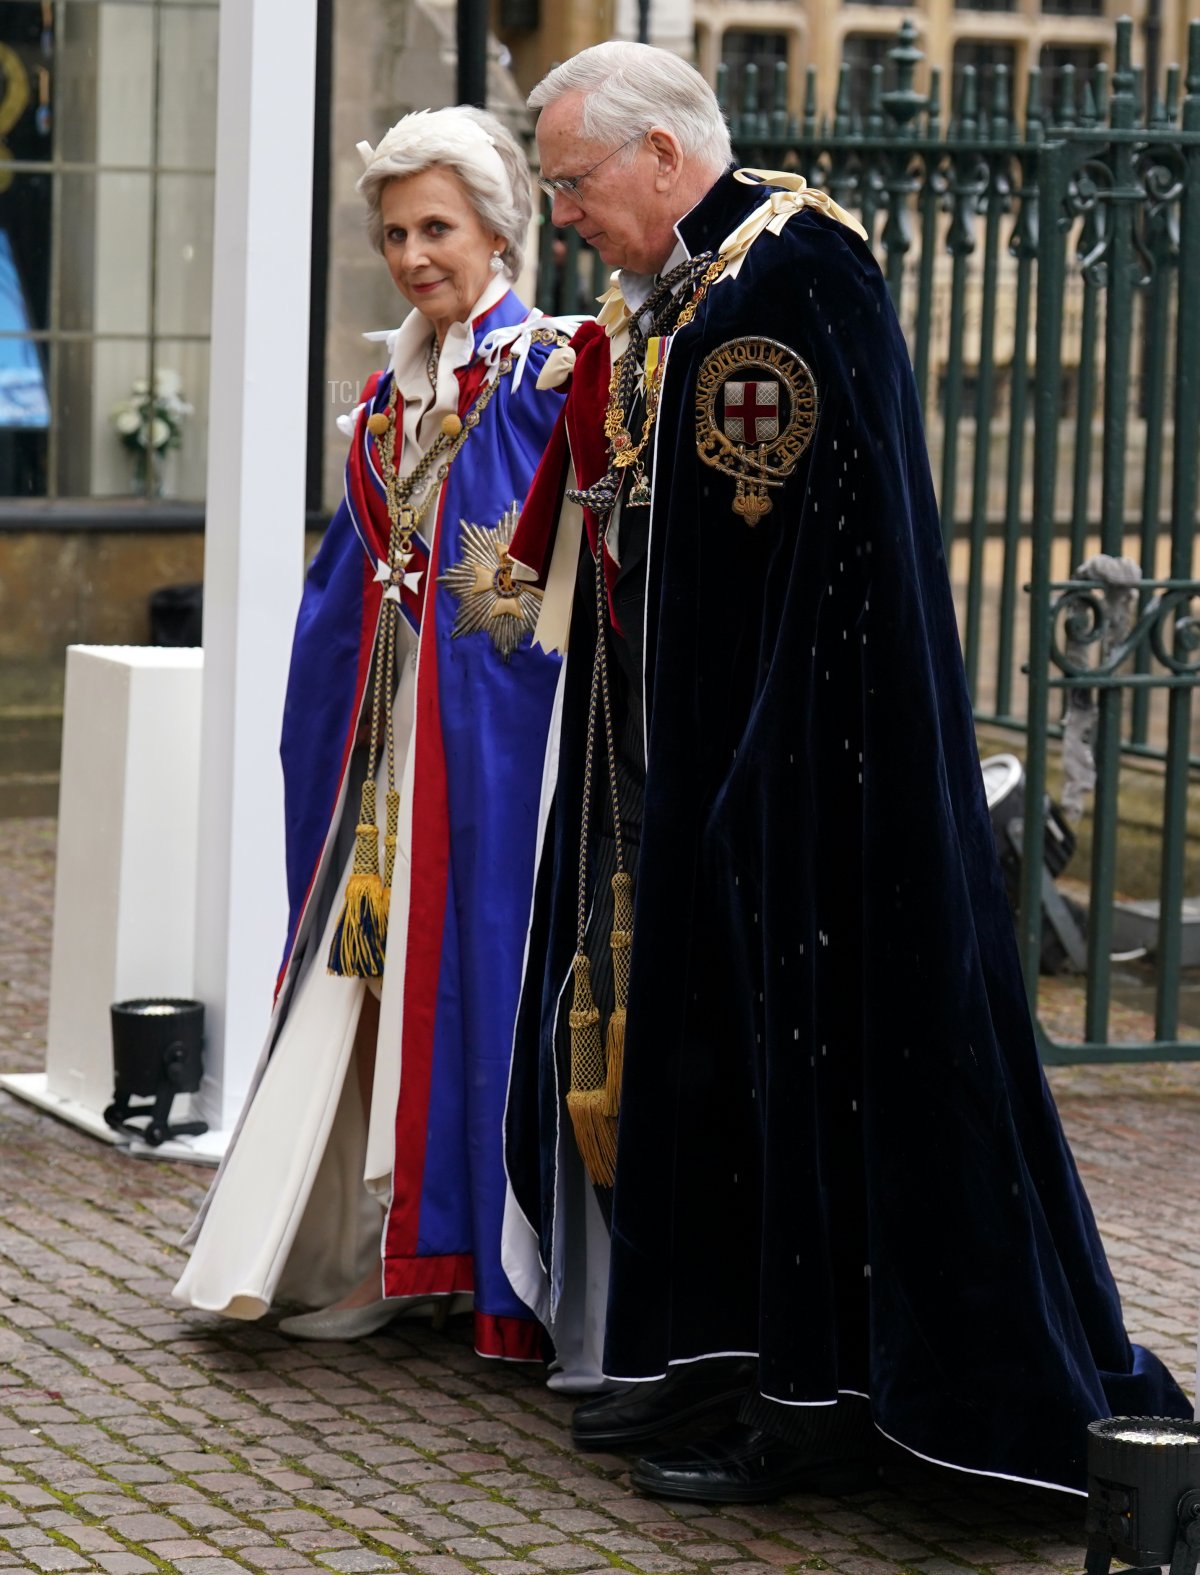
[{"x1": 476, "y1": 310, "x2": 589, "y2": 392}]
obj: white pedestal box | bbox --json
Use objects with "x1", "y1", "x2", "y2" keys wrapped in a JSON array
[{"x1": 0, "y1": 645, "x2": 223, "y2": 1163}]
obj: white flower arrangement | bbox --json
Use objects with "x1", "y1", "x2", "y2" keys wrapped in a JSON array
[{"x1": 111, "y1": 368, "x2": 193, "y2": 456}]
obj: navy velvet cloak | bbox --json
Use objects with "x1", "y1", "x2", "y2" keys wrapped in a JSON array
[{"x1": 506, "y1": 171, "x2": 1190, "y2": 1492}]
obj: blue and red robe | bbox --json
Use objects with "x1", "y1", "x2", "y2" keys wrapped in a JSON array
[{"x1": 279, "y1": 290, "x2": 569, "y2": 1359}]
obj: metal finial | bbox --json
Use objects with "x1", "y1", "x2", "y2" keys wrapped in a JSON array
[
  {"x1": 992, "y1": 62, "x2": 1011, "y2": 136},
  {"x1": 1024, "y1": 66, "x2": 1041, "y2": 137},
  {"x1": 882, "y1": 15, "x2": 928, "y2": 130},
  {"x1": 803, "y1": 64, "x2": 817, "y2": 136},
  {"x1": 956, "y1": 63, "x2": 979, "y2": 138}
]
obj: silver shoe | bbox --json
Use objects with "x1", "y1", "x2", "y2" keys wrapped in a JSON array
[{"x1": 276, "y1": 1295, "x2": 432, "y2": 1340}]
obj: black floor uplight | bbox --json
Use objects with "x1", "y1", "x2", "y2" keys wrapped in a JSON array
[
  {"x1": 105, "y1": 998, "x2": 209, "y2": 1148},
  {"x1": 1084, "y1": 1417, "x2": 1200, "y2": 1575}
]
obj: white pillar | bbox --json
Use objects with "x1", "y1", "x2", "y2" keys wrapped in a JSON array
[{"x1": 194, "y1": 0, "x2": 318, "y2": 1134}]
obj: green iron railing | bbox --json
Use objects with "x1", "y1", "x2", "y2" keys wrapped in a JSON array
[
  {"x1": 534, "y1": 18, "x2": 1200, "y2": 1063},
  {"x1": 1021, "y1": 41, "x2": 1200, "y2": 1064}
]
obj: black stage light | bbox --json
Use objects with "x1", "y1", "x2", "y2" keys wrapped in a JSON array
[
  {"x1": 104, "y1": 998, "x2": 209, "y2": 1148},
  {"x1": 1084, "y1": 1416, "x2": 1200, "y2": 1575}
]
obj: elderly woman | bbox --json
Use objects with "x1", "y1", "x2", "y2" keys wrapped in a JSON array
[{"x1": 173, "y1": 106, "x2": 580, "y2": 1360}]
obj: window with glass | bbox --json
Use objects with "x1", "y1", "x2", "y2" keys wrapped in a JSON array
[
  {"x1": 841, "y1": 33, "x2": 893, "y2": 119},
  {"x1": 1039, "y1": 42, "x2": 1104, "y2": 118},
  {"x1": 1042, "y1": 0, "x2": 1103, "y2": 17},
  {"x1": 0, "y1": 0, "x2": 218, "y2": 505},
  {"x1": 951, "y1": 40, "x2": 1019, "y2": 112},
  {"x1": 720, "y1": 29, "x2": 789, "y2": 119}
]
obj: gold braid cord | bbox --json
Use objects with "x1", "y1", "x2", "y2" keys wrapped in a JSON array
[
  {"x1": 566, "y1": 266, "x2": 729, "y2": 1179},
  {"x1": 328, "y1": 349, "x2": 514, "y2": 977},
  {"x1": 566, "y1": 593, "x2": 616, "y2": 1185},
  {"x1": 566, "y1": 537, "x2": 630, "y2": 1184},
  {"x1": 568, "y1": 263, "x2": 733, "y2": 1175}
]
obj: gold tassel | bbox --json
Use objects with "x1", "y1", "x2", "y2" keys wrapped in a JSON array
[
  {"x1": 603, "y1": 871, "x2": 633, "y2": 1118},
  {"x1": 603, "y1": 1010, "x2": 625, "y2": 1120},
  {"x1": 328, "y1": 779, "x2": 388, "y2": 977},
  {"x1": 380, "y1": 786, "x2": 400, "y2": 912},
  {"x1": 567, "y1": 1087, "x2": 618, "y2": 1188},
  {"x1": 566, "y1": 952, "x2": 617, "y2": 1186}
]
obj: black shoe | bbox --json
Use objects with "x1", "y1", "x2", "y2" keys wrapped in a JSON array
[
  {"x1": 571, "y1": 1358, "x2": 756, "y2": 1452},
  {"x1": 630, "y1": 1421, "x2": 877, "y2": 1503}
]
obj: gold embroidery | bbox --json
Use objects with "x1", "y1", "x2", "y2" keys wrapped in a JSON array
[{"x1": 695, "y1": 336, "x2": 818, "y2": 525}]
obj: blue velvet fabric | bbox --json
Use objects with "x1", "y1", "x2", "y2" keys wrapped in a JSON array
[{"x1": 508, "y1": 171, "x2": 1190, "y2": 1492}]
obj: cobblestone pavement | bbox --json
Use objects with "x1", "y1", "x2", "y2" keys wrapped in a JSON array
[{"x1": 0, "y1": 817, "x2": 1197, "y2": 1575}]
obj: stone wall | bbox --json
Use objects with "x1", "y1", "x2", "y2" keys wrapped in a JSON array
[
  {"x1": 0, "y1": 528, "x2": 323, "y2": 708},
  {"x1": 0, "y1": 530, "x2": 204, "y2": 708}
]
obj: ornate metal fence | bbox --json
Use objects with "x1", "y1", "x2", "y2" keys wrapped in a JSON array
[
  {"x1": 1022, "y1": 64, "x2": 1200, "y2": 1063},
  {"x1": 536, "y1": 20, "x2": 1200, "y2": 1062},
  {"x1": 715, "y1": 17, "x2": 1200, "y2": 1064}
]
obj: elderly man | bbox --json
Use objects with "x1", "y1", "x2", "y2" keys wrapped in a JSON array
[{"x1": 502, "y1": 41, "x2": 1189, "y2": 1504}]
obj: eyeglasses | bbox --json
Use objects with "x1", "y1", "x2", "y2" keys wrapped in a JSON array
[{"x1": 537, "y1": 133, "x2": 644, "y2": 202}]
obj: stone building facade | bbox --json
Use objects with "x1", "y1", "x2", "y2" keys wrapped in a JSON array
[{"x1": 693, "y1": 0, "x2": 1194, "y2": 126}]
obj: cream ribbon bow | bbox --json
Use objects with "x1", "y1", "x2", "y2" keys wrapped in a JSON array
[
  {"x1": 596, "y1": 278, "x2": 630, "y2": 338},
  {"x1": 536, "y1": 345, "x2": 577, "y2": 391},
  {"x1": 722, "y1": 169, "x2": 868, "y2": 261}
]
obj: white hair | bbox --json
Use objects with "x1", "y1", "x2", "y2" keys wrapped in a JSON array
[
  {"x1": 356, "y1": 106, "x2": 532, "y2": 277},
  {"x1": 528, "y1": 42, "x2": 731, "y2": 174}
]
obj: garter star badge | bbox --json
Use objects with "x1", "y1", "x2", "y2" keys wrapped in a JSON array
[
  {"x1": 695, "y1": 336, "x2": 818, "y2": 525},
  {"x1": 438, "y1": 503, "x2": 544, "y2": 662}
]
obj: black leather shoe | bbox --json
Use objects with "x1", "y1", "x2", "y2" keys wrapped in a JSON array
[
  {"x1": 571, "y1": 1358, "x2": 756, "y2": 1452},
  {"x1": 630, "y1": 1421, "x2": 877, "y2": 1503}
]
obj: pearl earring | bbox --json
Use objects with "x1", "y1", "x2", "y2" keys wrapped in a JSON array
[{"x1": 489, "y1": 251, "x2": 506, "y2": 275}]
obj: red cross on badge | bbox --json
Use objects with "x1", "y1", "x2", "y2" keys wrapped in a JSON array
[
  {"x1": 723, "y1": 379, "x2": 780, "y2": 445},
  {"x1": 696, "y1": 335, "x2": 819, "y2": 526}
]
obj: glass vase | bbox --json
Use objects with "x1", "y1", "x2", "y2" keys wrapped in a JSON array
[{"x1": 130, "y1": 446, "x2": 165, "y2": 499}]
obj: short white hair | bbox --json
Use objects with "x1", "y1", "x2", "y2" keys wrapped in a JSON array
[
  {"x1": 356, "y1": 106, "x2": 531, "y2": 277},
  {"x1": 528, "y1": 42, "x2": 731, "y2": 174}
]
